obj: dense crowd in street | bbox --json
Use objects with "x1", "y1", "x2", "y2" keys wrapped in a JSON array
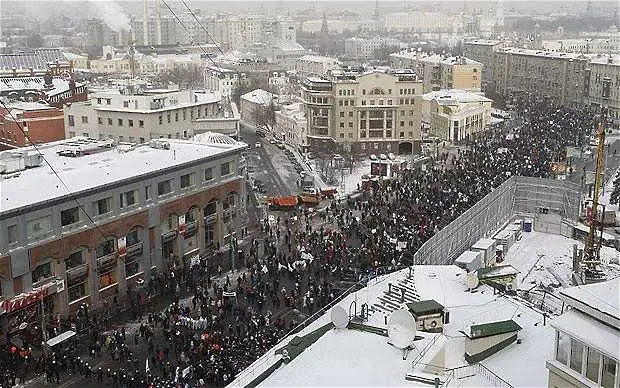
[{"x1": 0, "y1": 97, "x2": 599, "y2": 387}]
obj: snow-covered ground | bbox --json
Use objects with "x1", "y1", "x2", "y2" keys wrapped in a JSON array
[
  {"x1": 503, "y1": 229, "x2": 620, "y2": 289},
  {"x1": 231, "y1": 227, "x2": 620, "y2": 388}
]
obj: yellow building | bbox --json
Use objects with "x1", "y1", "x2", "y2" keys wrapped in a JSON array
[
  {"x1": 390, "y1": 51, "x2": 483, "y2": 93},
  {"x1": 424, "y1": 89, "x2": 492, "y2": 142},
  {"x1": 301, "y1": 69, "x2": 423, "y2": 155}
]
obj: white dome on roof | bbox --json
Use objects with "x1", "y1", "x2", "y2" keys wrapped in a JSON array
[{"x1": 194, "y1": 132, "x2": 238, "y2": 145}]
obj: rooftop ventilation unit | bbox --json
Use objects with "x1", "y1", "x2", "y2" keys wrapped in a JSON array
[{"x1": 57, "y1": 138, "x2": 114, "y2": 157}]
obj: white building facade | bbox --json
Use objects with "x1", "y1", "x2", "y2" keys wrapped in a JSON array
[{"x1": 65, "y1": 89, "x2": 240, "y2": 141}]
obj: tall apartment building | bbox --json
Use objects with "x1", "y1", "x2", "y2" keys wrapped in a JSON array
[
  {"x1": 542, "y1": 36, "x2": 620, "y2": 55},
  {"x1": 492, "y1": 48, "x2": 589, "y2": 108},
  {"x1": 382, "y1": 12, "x2": 463, "y2": 33},
  {"x1": 301, "y1": 69, "x2": 423, "y2": 154},
  {"x1": 0, "y1": 136, "x2": 247, "y2": 337},
  {"x1": 547, "y1": 278, "x2": 618, "y2": 388},
  {"x1": 204, "y1": 16, "x2": 297, "y2": 51},
  {"x1": 390, "y1": 51, "x2": 483, "y2": 93},
  {"x1": 463, "y1": 40, "x2": 508, "y2": 90},
  {"x1": 64, "y1": 88, "x2": 240, "y2": 141},
  {"x1": 585, "y1": 54, "x2": 620, "y2": 120},
  {"x1": 344, "y1": 37, "x2": 401, "y2": 60}
]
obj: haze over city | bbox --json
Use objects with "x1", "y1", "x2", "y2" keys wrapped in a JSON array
[{"x1": 0, "y1": 0, "x2": 618, "y2": 387}]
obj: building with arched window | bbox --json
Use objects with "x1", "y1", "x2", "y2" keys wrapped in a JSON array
[{"x1": 0, "y1": 134, "x2": 247, "y2": 340}]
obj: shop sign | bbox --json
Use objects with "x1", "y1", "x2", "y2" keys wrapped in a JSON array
[{"x1": 0, "y1": 285, "x2": 49, "y2": 314}]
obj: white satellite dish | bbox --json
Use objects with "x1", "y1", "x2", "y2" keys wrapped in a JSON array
[
  {"x1": 331, "y1": 305, "x2": 350, "y2": 329},
  {"x1": 466, "y1": 272, "x2": 480, "y2": 290},
  {"x1": 388, "y1": 309, "x2": 417, "y2": 349}
]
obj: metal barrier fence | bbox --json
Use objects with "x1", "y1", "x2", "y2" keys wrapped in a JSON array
[
  {"x1": 412, "y1": 177, "x2": 516, "y2": 266},
  {"x1": 411, "y1": 176, "x2": 581, "y2": 267}
]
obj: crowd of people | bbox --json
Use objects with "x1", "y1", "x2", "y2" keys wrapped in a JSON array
[{"x1": 0, "y1": 97, "x2": 599, "y2": 387}]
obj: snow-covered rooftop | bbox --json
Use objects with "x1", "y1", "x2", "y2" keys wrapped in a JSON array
[
  {"x1": 0, "y1": 135, "x2": 246, "y2": 215},
  {"x1": 232, "y1": 264, "x2": 557, "y2": 388},
  {"x1": 559, "y1": 278, "x2": 620, "y2": 324},
  {"x1": 0, "y1": 76, "x2": 84, "y2": 97},
  {"x1": 240, "y1": 89, "x2": 275, "y2": 105},
  {"x1": 423, "y1": 89, "x2": 492, "y2": 104}
]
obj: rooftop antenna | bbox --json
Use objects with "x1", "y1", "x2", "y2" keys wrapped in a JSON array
[{"x1": 387, "y1": 308, "x2": 417, "y2": 360}]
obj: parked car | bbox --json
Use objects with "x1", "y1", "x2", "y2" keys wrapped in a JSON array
[
  {"x1": 255, "y1": 142, "x2": 262, "y2": 148},
  {"x1": 269, "y1": 139, "x2": 277, "y2": 144},
  {"x1": 277, "y1": 143, "x2": 286, "y2": 150}
]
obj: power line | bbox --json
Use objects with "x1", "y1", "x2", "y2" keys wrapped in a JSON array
[
  {"x1": 177, "y1": 0, "x2": 225, "y2": 57},
  {"x1": 159, "y1": 0, "x2": 220, "y2": 69},
  {"x1": 0, "y1": 99, "x2": 109, "y2": 241}
]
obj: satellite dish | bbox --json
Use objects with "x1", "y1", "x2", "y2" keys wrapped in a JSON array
[
  {"x1": 331, "y1": 305, "x2": 349, "y2": 329},
  {"x1": 388, "y1": 309, "x2": 417, "y2": 349},
  {"x1": 18, "y1": 322, "x2": 28, "y2": 330},
  {"x1": 466, "y1": 272, "x2": 480, "y2": 290}
]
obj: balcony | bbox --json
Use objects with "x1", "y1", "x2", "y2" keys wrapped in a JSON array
[
  {"x1": 126, "y1": 242, "x2": 143, "y2": 258},
  {"x1": 161, "y1": 230, "x2": 178, "y2": 243},
  {"x1": 96, "y1": 252, "x2": 117, "y2": 272},
  {"x1": 66, "y1": 264, "x2": 88, "y2": 282},
  {"x1": 184, "y1": 221, "x2": 198, "y2": 236},
  {"x1": 204, "y1": 213, "x2": 218, "y2": 224}
]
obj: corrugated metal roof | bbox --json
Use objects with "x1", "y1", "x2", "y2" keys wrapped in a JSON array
[{"x1": 0, "y1": 49, "x2": 67, "y2": 71}]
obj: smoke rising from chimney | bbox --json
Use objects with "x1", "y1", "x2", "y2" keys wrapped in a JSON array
[{"x1": 88, "y1": 0, "x2": 131, "y2": 32}]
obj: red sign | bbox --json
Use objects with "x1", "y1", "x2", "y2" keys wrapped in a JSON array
[{"x1": 0, "y1": 286, "x2": 49, "y2": 314}]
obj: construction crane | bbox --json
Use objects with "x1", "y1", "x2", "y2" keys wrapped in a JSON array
[{"x1": 578, "y1": 117, "x2": 608, "y2": 284}]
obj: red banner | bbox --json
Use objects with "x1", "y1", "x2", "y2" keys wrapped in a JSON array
[{"x1": 0, "y1": 286, "x2": 49, "y2": 314}]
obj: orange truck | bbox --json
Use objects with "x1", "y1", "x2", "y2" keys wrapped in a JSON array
[{"x1": 267, "y1": 195, "x2": 298, "y2": 210}]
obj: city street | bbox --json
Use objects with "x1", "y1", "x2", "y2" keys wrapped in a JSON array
[{"x1": 241, "y1": 123, "x2": 300, "y2": 197}]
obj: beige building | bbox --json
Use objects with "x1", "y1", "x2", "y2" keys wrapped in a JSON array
[
  {"x1": 422, "y1": 89, "x2": 493, "y2": 141},
  {"x1": 390, "y1": 51, "x2": 483, "y2": 93},
  {"x1": 65, "y1": 88, "x2": 240, "y2": 142},
  {"x1": 547, "y1": 278, "x2": 619, "y2": 388},
  {"x1": 295, "y1": 55, "x2": 339, "y2": 78},
  {"x1": 301, "y1": 69, "x2": 423, "y2": 154},
  {"x1": 275, "y1": 102, "x2": 307, "y2": 150},
  {"x1": 204, "y1": 16, "x2": 297, "y2": 51},
  {"x1": 344, "y1": 37, "x2": 402, "y2": 60},
  {"x1": 89, "y1": 50, "x2": 205, "y2": 76}
]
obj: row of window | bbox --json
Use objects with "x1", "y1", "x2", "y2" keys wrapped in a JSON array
[
  {"x1": 556, "y1": 331, "x2": 617, "y2": 387},
  {"x1": 97, "y1": 117, "x2": 145, "y2": 128},
  {"x1": 5, "y1": 161, "x2": 235, "y2": 245}
]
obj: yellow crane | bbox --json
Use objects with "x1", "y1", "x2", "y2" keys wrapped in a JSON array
[{"x1": 579, "y1": 119, "x2": 608, "y2": 283}]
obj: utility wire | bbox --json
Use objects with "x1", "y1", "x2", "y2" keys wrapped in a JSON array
[
  {"x1": 159, "y1": 0, "x2": 221, "y2": 69},
  {"x1": 177, "y1": 0, "x2": 226, "y2": 56},
  {"x1": 0, "y1": 99, "x2": 108, "y2": 241}
]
